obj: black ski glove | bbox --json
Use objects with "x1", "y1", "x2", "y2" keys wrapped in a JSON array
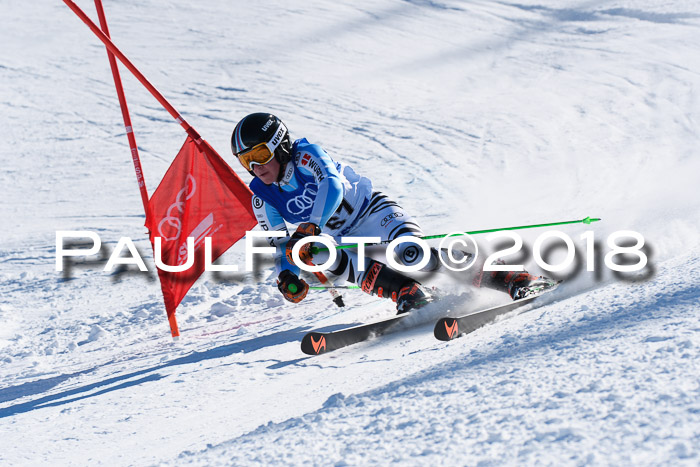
[{"x1": 277, "y1": 269, "x2": 309, "y2": 303}]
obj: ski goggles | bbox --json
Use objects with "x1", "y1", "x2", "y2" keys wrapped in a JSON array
[
  {"x1": 235, "y1": 123, "x2": 288, "y2": 172},
  {"x1": 237, "y1": 143, "x2": 275, "y2": 171}
]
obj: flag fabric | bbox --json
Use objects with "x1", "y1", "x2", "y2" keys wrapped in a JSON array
[{"x1": 145, "y1": 136, "x2": 256, "y2": 320}]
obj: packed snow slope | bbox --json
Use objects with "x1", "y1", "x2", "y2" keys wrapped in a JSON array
[{"x1": 1, "y1": 0, "x2": 699, "y2": 465}]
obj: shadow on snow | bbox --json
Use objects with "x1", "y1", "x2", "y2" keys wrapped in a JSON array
[{"x1": 0, "y1": 325, "x2": 309, "y2": 419}]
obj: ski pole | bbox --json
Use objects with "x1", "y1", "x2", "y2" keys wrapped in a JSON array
[
  {"x1": 305, "y1": 259, "x2": 345, "y2": 308},
  {"x1": 312, "y1": 216, "x2": 601, "y2": 253}
]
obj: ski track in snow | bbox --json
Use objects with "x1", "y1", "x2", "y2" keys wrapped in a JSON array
[{"x1": 1, "y1": 0, "x2": 700, "y2": 465}]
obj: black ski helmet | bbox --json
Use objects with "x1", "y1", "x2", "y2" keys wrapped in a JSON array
[{"x1": 231, "y1": 113, "x2": 292, "y2": 178}]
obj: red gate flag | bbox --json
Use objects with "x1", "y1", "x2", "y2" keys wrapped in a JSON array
[
  {"x1": 64, "y1": 0, "x2": 259, "y2": 337},
  {"x1": 145, "y1": 137, "x2": 256, "y2": 330}
]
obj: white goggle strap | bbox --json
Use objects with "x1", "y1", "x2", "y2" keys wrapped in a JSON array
[{"x1": 264, "y1": 122, "x2": 288, "y2": 155}]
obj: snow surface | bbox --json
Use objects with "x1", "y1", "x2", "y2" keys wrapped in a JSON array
[{"x1": 2, "y1": 0, "x2": 700, "y2": 465}]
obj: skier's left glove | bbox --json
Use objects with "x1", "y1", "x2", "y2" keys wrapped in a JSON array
[
  {"x1": 277, "y1": 269, "x2": 309, "y2": 303},
  {"x1": 285, "y1": 222, "x2": 321, "y2": 266}
]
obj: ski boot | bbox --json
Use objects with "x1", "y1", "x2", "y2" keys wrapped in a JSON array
[
  {"x1": 505, "y1": 273, "x2": 559, "y2": 300},
  {"x1": 474, "y1": 259, "x2": 559, "y2": 301},
  {"x1": 360, "y1": 259, "x2": 436, "y2": 314},
  {"x1": 396, "y1": 283, "x2": 436, "y2": 314}
]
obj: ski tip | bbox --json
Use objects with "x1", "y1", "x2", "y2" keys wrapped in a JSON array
[
  {"x1": 301, "y1": 332, "x2": 328, "y2": 355},
  {"x1": 434, "y1": 318, "x2": 460, "y2": 341}
]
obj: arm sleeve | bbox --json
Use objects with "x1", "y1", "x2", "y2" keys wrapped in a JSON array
[
  {"x1": 251, "y1": 195, "x2": 299, "y2": 276},
  {"x1": 298, "y1": 145, "x2": 343, "y2": 228}
]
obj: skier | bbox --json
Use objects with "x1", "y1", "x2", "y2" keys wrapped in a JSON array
[{"x1": 231, "y1": 113, "x2": 553, "y2": 313}]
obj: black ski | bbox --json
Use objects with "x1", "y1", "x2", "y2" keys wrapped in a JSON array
[
  {"x1": 434, "y1": 295, "x2": 540, "y2": 341},
  {"x1": 301, "y1": 314, "x2": 408, "y2": 355},
  {"x1": 301, "y1": 283, "x2": 560, "y2": 354}
]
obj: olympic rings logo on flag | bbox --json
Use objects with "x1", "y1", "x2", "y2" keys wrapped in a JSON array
[{"x1": 158, "y1": 174, "x2": 196, "y2": 241}]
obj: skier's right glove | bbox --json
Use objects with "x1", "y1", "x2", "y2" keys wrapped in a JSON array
[{"x1": 277, "y1": 269, "x2": 309, "y2": 304}]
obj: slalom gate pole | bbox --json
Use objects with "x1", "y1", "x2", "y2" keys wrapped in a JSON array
[
  {"x1": 313, "y1": 216, "x2": 601, "y2": 253},
  {"x1": 90, "y1": 0, "x2": 178, "y2": 339},
  {"x1": 63, "y1": 0, "x2": 201, "y2": 143},
  {"x1": 93, "y1": 0, "x2": 149, "y2": 214},
  {"x1": 65, "y1": 0, "x2": 201, "y2": 338}
]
